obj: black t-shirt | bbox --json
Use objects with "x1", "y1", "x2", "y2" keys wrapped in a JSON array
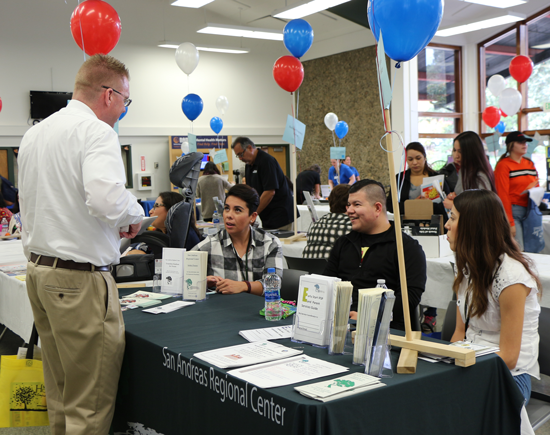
[
  {"x1": 245, "y1": 149, "x2": 294, "y2": 229},
  {"x1": 296, "y1": 170, "x2": 321, "y2": 204}
]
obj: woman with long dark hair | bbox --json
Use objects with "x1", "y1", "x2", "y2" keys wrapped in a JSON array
[
  {"x1": 387, "y1": 142, "x2": 450, "y2": 216},
  {"x1": 443, "y1": 131, "x2": 496, "y2": 209},
  {"x1": 447, "y1": 190, "x2": 540, "y2": 415},
  {"x1": 494, "y1": 131, "x2": 539, "y2": 252},
  {"x1": 192, "y1": 184, "x2": 283, "y2": 295}
]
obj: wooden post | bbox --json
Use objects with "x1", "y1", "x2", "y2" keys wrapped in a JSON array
[{"x1": 292, "y1": 93, "x2": 298, "y2": 237}]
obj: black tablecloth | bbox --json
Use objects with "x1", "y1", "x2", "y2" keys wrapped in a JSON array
[{"x1": 112, "y1": 292, "x2": 524, "y2": 435}]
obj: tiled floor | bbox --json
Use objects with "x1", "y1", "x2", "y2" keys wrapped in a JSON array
[{"x1": 1, "y1": 322, "x2": 550, "y2": 435}]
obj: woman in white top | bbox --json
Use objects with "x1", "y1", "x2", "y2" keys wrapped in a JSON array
[{"x1": 446, "y1": 189, "x2": 540, "y2": 411}]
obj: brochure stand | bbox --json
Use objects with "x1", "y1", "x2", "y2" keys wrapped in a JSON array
[{"x1": 291, "y1": 314, "x2": 328, "y2": 349}]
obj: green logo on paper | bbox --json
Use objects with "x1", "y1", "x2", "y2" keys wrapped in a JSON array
[
  {"x1": 328, "y1": 379, "x2": 354, "y2": 388},
  {"x1": 186, "y1": 279, "x2": 192, "y2": 290}
]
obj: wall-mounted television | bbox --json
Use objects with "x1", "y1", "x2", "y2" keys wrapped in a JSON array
[{"x1": 30, "y1": 90, "x2": 73, "y2": 119}]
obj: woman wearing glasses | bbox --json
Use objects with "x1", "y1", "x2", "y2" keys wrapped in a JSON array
[
  {"x1": 149, "y1": 191, "x2": 202, "y2": 250},
  {"x1": 192, "y1": 184, "x2": 283, "y2": 295}
]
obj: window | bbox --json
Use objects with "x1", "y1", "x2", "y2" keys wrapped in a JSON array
[
  {"x1": 478, "y1": 6, "x2": 550, "y2": 185},
  {"x1": 418, "y1": 44, "x2": 463, "y2": 170}
]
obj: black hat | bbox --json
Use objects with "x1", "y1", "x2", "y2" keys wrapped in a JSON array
[{"x1": 505, "y1": 131, "x2": 533, "y2": 145}]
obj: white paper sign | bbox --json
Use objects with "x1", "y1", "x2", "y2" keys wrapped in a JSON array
[{"x1": 161, "y1": 248, "x2": 185, "y2": 295}]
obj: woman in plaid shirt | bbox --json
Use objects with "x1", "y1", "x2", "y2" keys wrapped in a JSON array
[{"x1": 192, "y1": 184, "x2": 283, "y2": 295}]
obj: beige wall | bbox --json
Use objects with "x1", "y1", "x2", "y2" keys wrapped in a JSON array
[{"x1": 297, "y1": 45, "x2": 389, "y2": 187}]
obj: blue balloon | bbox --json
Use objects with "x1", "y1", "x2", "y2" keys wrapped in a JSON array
[
  {"x1": 334, "y1": 121, "x2": 349, "y2": 140},
  {"x1": 371, "y1": 0, "x2": 444, "y2": 62},
  {"x1": 210, "y1": 116, "x2": 223, "y2": 134},
  {"x1": 181, "y1": 93, "x2": 203, "y2": 121},
  {"x1": 496, "y1": 121, "x2": 505, "y2": 134},
  {"x1": 283, "y1": 19, "x2": 314, "y2": 59},
  {"x1": 118, "y1": 106, "x2": 128, "y2": 121}
]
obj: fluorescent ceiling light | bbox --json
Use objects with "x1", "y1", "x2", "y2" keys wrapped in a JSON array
[
  {"x1": 197, "y1": 24, "x2": 283, "y2": 41},
  {"x1": 436, "y1": 12, "x2": 525, "y2": 37},
  {"x1": 157, "y1": 42, "x2": 249, "y2": 53},
  {"x1": 533, "y1": 43, "x2": 550, "y2": 49},
  {"x1": 461, "y1": 0, "x2": 526, "y2": 8},
  {"x1": 273, "y1": 0, "x2": 351, "y2": 19},
  {"x1": 171, "y1": 0, "x2": 214, "y2": 8}
]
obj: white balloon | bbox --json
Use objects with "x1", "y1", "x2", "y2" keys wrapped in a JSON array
[
  {"x1": 487, "y1": 74, "x2": 506, "y2": 97},
  {"x1": 175, "y1": 42, "x2": 199, "y2": 75},
  {"x1": 216, "y1": 96, "x2": 229, "y2": 115},
  {"x1": 181, "y1": 141, "x2": 190, "y2": 154},
  {"x1": 499, "y1": 87, "x2": 522, "y2": 116},
  {"x1": 324, "y1": 112, "x2": 338, "y2": 131}
]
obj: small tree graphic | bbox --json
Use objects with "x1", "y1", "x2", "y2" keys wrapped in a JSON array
[
  {"x1": 186, "y1": 278, "x2": 192, "y2": 291},
  {"x1": 13, "y1": 386, "x2": 36, "y2": 410}
]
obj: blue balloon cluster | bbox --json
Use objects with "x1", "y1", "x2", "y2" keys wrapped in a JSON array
[
  {"x1": 210, "y1": 117, "x2": 223, "y2": 134},
  {"x1": 283, "y1": 19, "x2": 314, "y2": 59},
  {"x1": 368, "y1": 0, "x2": 444, "y2": 62},
  {"x1": 496, "y1": 121, "x2": 505, "y2": 134},
  {"x1": 181, "y1": 94, "x2": 203, "y2": 121},
  {"x1": 335, "y1": 121, "x2": 349, "y2": 140}
]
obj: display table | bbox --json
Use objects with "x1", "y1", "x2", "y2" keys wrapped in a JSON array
[
  {"x1": 296, "y1": 205, "x2": 330, "y2": 232},
  {"x1": 0, "y1": 239, "x2": 33, "y2": 341},
  {"x1": 112, "y1": 292, "x2": 523, "y2": 435}
]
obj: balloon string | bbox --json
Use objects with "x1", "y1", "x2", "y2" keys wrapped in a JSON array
[
  {"x1": 374, "y1": 43, "x2": 389, "y2": 133},
  {"x1": 378, "y1": 130, "x2": 406, "y2": 200},
  {"x1": 290, "y1": 94, "x2": 296, "y2": 155},
  {"x1": 331, "y1": 130, "x2": 336, "y2": 147}
]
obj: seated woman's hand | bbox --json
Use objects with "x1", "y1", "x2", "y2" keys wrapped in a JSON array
[
  {"x1": 207, "y1": 275, "x2": 222, "y2": 288},
  {"x1": 214, "y1": 278, "x2": 247, "y2": 294}
]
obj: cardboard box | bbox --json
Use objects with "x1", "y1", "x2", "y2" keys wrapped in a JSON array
[{"x1": 402, "y1": 199, "x2": 444, "y2": 236}]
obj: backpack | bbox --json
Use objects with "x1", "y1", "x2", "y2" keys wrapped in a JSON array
[{"x1": 0, "y1": 176, "x2": 18, "y2": 203}]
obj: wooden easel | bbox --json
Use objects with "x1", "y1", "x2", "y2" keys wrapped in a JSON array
[{"x1": 383, "y1": 109, "x2": 475, "y2": 372}]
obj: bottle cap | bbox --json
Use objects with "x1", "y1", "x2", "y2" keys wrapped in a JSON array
[
  {"x1": 267, "y1": 268, "x2": 275, "y2": 273},
  {"x1": 377, "y1": 279, "x2": 385, "y2": 284}
]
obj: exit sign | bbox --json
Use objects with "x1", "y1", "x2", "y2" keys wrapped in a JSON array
[{"x1": 543, "y1": 102, "x2": 550, "y2": 112}]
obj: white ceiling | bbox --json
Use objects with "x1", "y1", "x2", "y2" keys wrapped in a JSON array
[{"x1": 2, "y1": 0, "x2": 550, "y2": 60}]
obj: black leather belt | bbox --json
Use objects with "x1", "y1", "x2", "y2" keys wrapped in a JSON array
[{"x1": 30, "y1": 253, "x2": 110, "y2": 272}]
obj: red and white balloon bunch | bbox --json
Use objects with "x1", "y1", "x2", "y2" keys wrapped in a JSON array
[{"x1": 482, "y1": 55, "x2": 534, "y2": 129}]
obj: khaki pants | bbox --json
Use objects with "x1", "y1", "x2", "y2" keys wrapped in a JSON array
[{"x1": 26, "y1": 261, "x2": 125, "y2": 435}]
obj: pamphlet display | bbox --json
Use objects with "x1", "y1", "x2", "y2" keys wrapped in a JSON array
[
  {"x1": 183, "y1": 251, "x2": 208, "y2": 301},
  {"x1": 292, "y1": 274, "x2": 341, "y2": 347},
  {"x1": 161, "y1": 248, "x2": 185, "y2": 295},
  {"x1": 328, "y1": 281, "x2": 354, "y2": 355}
]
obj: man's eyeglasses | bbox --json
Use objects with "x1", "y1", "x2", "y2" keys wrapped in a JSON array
[
  {"x1": 102, "y1": 86, "x2": 132, "y2": 107},
  {"x1": 235, "y1": 148, "x2": 246, "y2": 159},
  {"x1": 153, "y1": 203, "x2": 165, "y2": 209}
]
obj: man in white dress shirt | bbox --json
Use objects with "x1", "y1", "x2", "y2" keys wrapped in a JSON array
[{"x1": 18, "y1": 54, "x2": 144, "y2": 435}]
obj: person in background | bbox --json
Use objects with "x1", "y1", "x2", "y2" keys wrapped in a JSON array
[
  {"x1": 448, "y1": 189, "x2": 540, "y2": 432},
  {"x1": 0, "y1": 193, "x2": 14, "y2": 223},
  {"x1": 232, "y1": 137, "x2": 295, "y2": 230},
  {"x1": 192, "y1": 184, "x2": 283, "y2": 295},
  {"x1": 196, "y1": 161, "x2": 232, "y2": 222},
  {"x1": 438, "y1": 140, "x2": 461, "y2": 192},
  {"x1": 328, "y1": 159, "x2": 355, "y2": 189},
  {"x1": 386, "y1": 142, "x2": 449, "y2": 332},
  {"x1": 19, "y1": 54, "x2": 144, "y2": 434},
  {"x1": 443, "y1": 131, "x2": 496, "y2": 210},
  {"x1": 344, "y1": 156, "x2": 360, "y2": 181},
  {"x1": 296, "y1": 164, "x2": 321, "y2": 204},
  {"x1": 303, "y1": 184, "x2": 352, "y2": 259},
  {"x1": 495, "y1": 131, "x2": 539, "y2": 252},
  {"x1": 387, "y1": 142, "x2": 450, "y2": 217},
  {"x1": 323, "y1": 179, "x2": 426, "y2": 331},
  {"x1": 149, "y1": 191, "x2": 202, "y2": 250}
]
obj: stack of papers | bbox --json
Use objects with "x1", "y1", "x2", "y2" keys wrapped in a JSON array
[
  {"x1": 239, "y1": 325, "x2": 293, "y2": 342},
  {"x1": 120, "y1": 291, "x2": 173, "y2": 308},
  {"x1": 183, "y1": 251, "x2": 208, "y2": 300},
  {"x1": 143, "y1": 300, "x2": 195, "y2": 314},
  {"x1": 295, "y1": 372, "x2": 385, "y2": 402},
  {"x1": 329, "y1": 281, "x2": 353, "y2": 354},
  {"x1": 420, "y1": 341, "x2": 499, "y2": 363},
  {"x1": 194, "y1": 341, "x2": 302, "y2": 369},
  {"x1": 228, "y1": 355, "x2": 348, "y2": 389}
]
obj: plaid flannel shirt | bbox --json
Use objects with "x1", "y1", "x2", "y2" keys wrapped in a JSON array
[{"x1": 191, "y1": 226, "x2": 283, "y2": 293}]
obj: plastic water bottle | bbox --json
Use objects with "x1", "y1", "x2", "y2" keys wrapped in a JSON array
[
  {"x1": 0, "y1": 218, "x2": 8, "y2": 236},
  {"x1": 264, "y1": 268, "x2": 282, "y2": 321},
  {"x1": 212, "y1": 211, "x2": 221, "y2": 232},
  {"x1": 376, "y1": 279, "x2": 388, "y2": 289}
]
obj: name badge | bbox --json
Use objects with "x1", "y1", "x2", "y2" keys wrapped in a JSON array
[{"x1": 253, "y1": 170, "x2": 258, "y2": 173}]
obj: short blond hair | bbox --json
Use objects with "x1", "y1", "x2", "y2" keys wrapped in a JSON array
[{"x1": 74, "y1": 54, "x2": 129, "y2": 95}]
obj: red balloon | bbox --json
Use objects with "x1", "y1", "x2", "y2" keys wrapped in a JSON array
[
  {"x1": 500, "y1": 109, "x2": 508, "y2": 118},
  {"x1": 482, "y1": 106, "x2": 500, "y2": 128},
  {"x1": 70, "y1": 0, "x2": 121, "y2": 56},
  {"x1": 273, "y1": 56, "x2": 304, "y2": 93},
  {"x1": 509, "y1": 55, "x2": 533, "y2": 84},
  {"x1": 0, "y1": 97, "x2": 2, "y2": 113}
]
